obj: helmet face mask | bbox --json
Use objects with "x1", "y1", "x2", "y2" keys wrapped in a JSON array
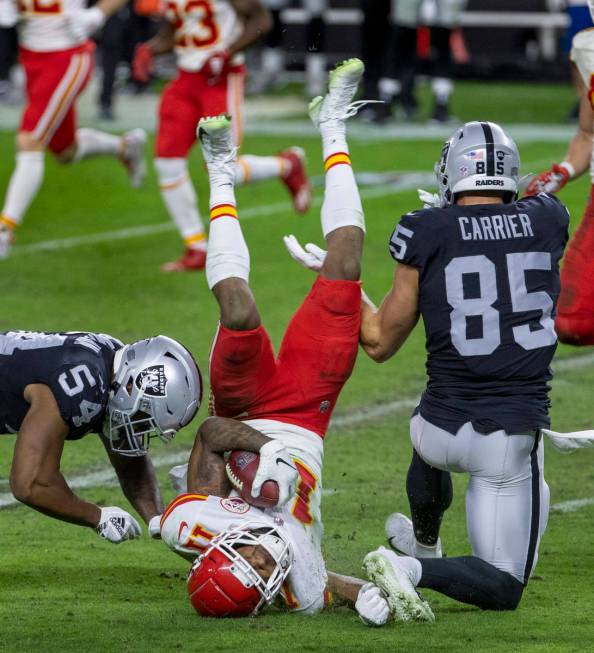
[
  {"x1": 105, "y1": 335, "x2": 202, "y2": 456},
  {"x1": 188, "y1": 522, "x2": 293, "y2": 618},
  {"x1": 435, "y1": 121, "x2": 520, "y2": 207}
]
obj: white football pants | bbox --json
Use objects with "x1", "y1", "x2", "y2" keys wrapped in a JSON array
[{"x1": 410, "y1": 414, "x2": 549, "y2": 583}]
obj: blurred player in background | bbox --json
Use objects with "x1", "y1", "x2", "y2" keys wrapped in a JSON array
[
  {"x1": 526, "y1": 21, "x2": 594, "y2": 346},
  {"x1": 0, "y1": 0, "x2": 147, "y2": 259},
  {"x1": 1, "y1": 331, "x2": 201, "y2": 543},
  {"x1": 249, "y1": 0, "x2": 288, "y2": 94},
  {"x1": 303, "y1": 0, "x2": 327, "y2": 97},
  {"x1": 157, "y1": 59, "x2": 397, "y2": 623},
  {"x1": 358, "y1": 121, "x2": 568, "y2": 617},
  {"x1": 132, "y1": 0, "x2": 311, "y2": 272},
  {"x1": 378, "y1": 0, "x2": 466, "y2": 123},
  {"x1": 97, "y1": 0, "x2": 160, "y2": 121}
]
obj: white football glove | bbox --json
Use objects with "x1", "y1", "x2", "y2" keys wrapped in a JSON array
[
  {"x1": 148, "y1": 515, "x2": 162, "y2": 539},
  {"x1": 543, "y1": 428, "x2": 594, "y2": 453},
  {"x1": 0, "y1": 0, "x2": 19, "y2": 28},
  {"x1": 169, "y1": 463, "x2": 189, "y2": 494},
  {"x1": 65, "y1": 7, "x2": 105, "y2": 41},
  {"x1": 417, "y1": 188, "x2": 440, "y2": 209},
  {"x1": 355, "y1": 583, "x2": 390, "y2": 627},
  {"x1": 96, "y1": 506, "x2": 142, "y2": 544},
  {"x1": 252, "y1": 440, "x2": 298, "y2": 507},
  {"x1": 283, "y1": 234, "x2": 327, "y2": 272}
]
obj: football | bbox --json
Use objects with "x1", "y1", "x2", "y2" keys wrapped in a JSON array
[{"x1": 225, "y1": 450, "x2": 280, "y2": 509}]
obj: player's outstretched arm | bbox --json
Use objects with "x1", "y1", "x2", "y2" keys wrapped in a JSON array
[
  {"x1": 326, "y1": 572, "x2": 390, "y2": 627},
  {"x1": 526, "y1": 72, "x2": 593, "y2": 195},
  {"x1": 132, "y1": 22, "x2": 175, "y2": 83},
  {"x1": 563, "y1": 87, "x2": 594, "y2": 178},
  {"x1": 360, "y1": 263, "x2": 420, "y2": 363},
  {"x1": 100, "y1": 436, "x2": 164, "y2": 524},
  {"x1": 11, "y1": 385, "x2": 142, "y2": 543},
  {"x1": 10, "y1": 384, "x2": 102, "y2": 527}
]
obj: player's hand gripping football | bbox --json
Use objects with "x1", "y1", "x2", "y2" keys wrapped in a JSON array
[
  {"x1": 65, "y1": 7, "x2": 105, "y2": 41},
  {"x1": 253, "y1": 440, "x2": 298, "y2": 507},
  {"x1": 96, "y1": 506, "x2": 142, "y2": 544},
  {"x1": 132, "y1": 43, "x2": 154, "y2": 84},
  {"x1": 355, "y1": 583, "x2": 390, "y2": 627},
  {"x1": 283, "y1": 235, "x2": 327, "y2": 272},
  {"x1": 524, "y1": 163, "x2": 572, "y2": 196}
]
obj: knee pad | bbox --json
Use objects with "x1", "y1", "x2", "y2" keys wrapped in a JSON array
[{"x1": 154, "y1": 157, "x2": 187, "y2": 185}]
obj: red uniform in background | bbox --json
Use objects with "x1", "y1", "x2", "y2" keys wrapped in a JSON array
[{"x1": 16, "y1": 0, "x2": 94, "y2": 154}]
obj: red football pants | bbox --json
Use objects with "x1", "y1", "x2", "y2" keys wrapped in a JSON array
[{"x1": 556, "y1": 184, "x2": 594, "y2": 345}]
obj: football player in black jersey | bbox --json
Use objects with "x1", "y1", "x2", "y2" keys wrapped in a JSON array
[
  {"x1": 353, "y1": 122, "x2": 570, "y2": 618},
  {"x1": 1, "y1": 331, "x2": 202, "y2": 543}
]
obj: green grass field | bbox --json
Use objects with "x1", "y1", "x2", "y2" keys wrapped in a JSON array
[{"x1": 1, "y1": 83, "x2": 594, "y2": 653}]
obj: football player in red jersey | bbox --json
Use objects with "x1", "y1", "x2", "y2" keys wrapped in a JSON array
[
  {"x1": 131, "y1": 0, "x2": 311, "y2": 272},
  {"x1": 0, "y1": 0, "x2": 147, "y2": 259},
  {"x1": 154, "y1": 59, "x2": 399, "y2": 623},
  {"x1": 525, "y1": 23, "x2": 594, "y2": 345}
]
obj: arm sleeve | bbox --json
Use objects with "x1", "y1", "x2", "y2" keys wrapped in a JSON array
[
  {"x1": 48, "y1": 364, "x2": 106, "y2": 430},
  {"x1": 388, "y1": 210, "x2": 434, "y2": 269}
]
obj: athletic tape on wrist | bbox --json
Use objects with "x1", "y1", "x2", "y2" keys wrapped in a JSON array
[{"x1": 559, "y1": 161, "x2": 576, "y2": 179}]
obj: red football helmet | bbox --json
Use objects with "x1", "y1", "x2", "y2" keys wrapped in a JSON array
[{"x1": 187, "y1": 522, "x2": 293, "y2": 618}]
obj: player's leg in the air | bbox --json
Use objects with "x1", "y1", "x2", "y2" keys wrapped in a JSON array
[
  {"x1": 555, "y1": 186, "x2": 594, "y2": 345},
  {"x1": 197, "y1": 114, "x2": 277, "y2": 418},
  {"x1": 0, "y1": 46, "x2": 145, "y2": 258}
]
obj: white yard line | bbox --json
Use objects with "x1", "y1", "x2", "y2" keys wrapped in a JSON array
[
  {"x1": 11, "y1": 156, "x2": 556, "y2": 257},
  {"x1": 12, "y1": 175, "x2": 434, "y2": 256},
  {"x1": 551, "y1": 497, "x2": 594, "y2": 513},
  {"x1": 1, "y1": 348, "x2": 593, "y2": 510}
]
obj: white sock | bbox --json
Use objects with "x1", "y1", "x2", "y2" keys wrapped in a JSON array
[
  {"x1": 262, "y1": 48, "x2": 284, "y2": 76},
  {"x1": 155, "y1": 157, "x2": 207, "y2": 250},
  {"x1": 74, "y1": 128, "x2": 122, "y2": 161},
  {"x1": 398, "y1": 555, "x2": 423, "y2": 587},
  {"x1": 379, "y1": 77, "x2": 401, "y2": 103},
  {"x1": 205, "y1": 170, "x2": 249, "y2": 289},
  {"x1": 1, "y1": 151, "x2": 44, "y2": 227},
  {"x1": 234, "y1": 155, "x2": 286, "y2": 184},
  {"x1": 320, "y1": 135, "x2": 364, "y2": 238},
  {"x1": 431, "y1": 77, "x2": 453, "y2": 104}
]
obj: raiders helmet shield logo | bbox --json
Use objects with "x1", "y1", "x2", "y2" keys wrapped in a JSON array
[{"x1": 135, "y1": 365, "x2": 167, "y2": 397}]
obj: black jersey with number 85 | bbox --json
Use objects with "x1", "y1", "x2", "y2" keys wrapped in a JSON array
[{"x1": 389, "y1": 193, "x2": 569, "y2": 435}]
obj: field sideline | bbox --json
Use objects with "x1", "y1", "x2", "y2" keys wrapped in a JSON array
[{"x1": 1, "y1": 96, "x2": 594, "y2": 653}]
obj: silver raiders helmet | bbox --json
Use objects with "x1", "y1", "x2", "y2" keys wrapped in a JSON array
[
  {"x1": 105, "y1": 335, "x2": 202, "y2": 456},
  {"x1": 435, "y1": 120, "x2": 520, "y2": 207}
]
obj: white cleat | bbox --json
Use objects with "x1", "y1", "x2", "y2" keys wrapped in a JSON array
[
  {"x1": 197, "y1": 114, "x2": 237, "y2": 179},
  {"x1": 0, "y1": 224, "x2": 14, "y2": 259},
  {"x1": 121, "y1": 128, "x2": 147, "y2": 188},
  {"x1": 308, "y1": 58, "x2": 365, "y2": 129},
  {"x1": 386, "y1": 513, "x2": 443, "y2": 558},
  {"x1": 363, "y1": 546, "x2": 435, "y2": 623}
]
